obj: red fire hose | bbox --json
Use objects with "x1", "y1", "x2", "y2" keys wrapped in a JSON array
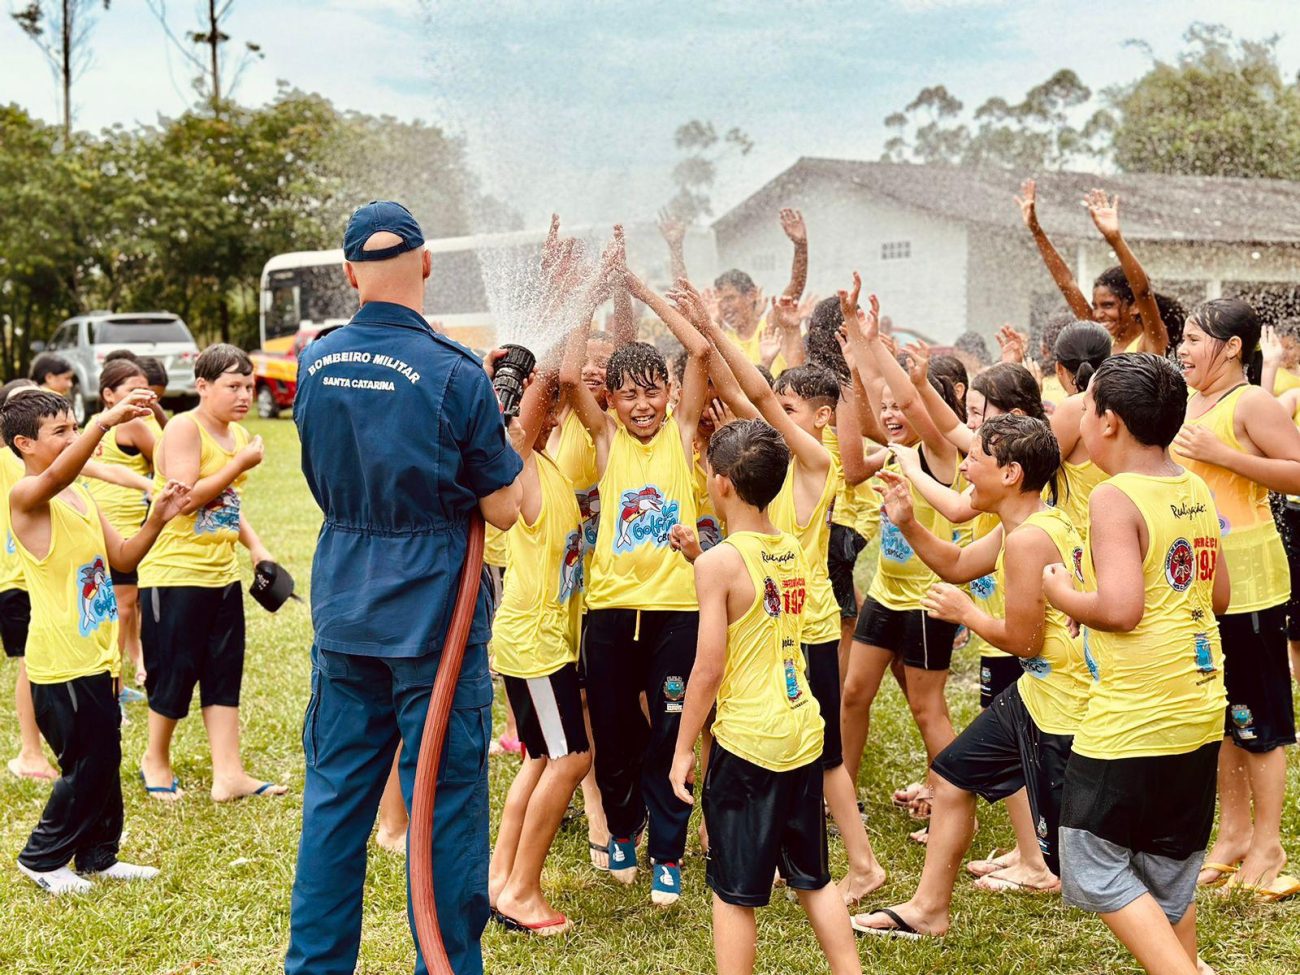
[{"x1": 409, "y1": 510, "x2": 486, "y2": 975}]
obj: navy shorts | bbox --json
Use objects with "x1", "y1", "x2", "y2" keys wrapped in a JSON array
[
  {"x1": 828, "y1": 524, "x2": 866, "y2": 619},
  {"x1": 854, "y1": 596, "x2": 957, "y2": 671},
  {"x1": 803, "y1": 640, "x2": 842, "y2": 769},
  {"x1": 0, "y1": 588, "x2": 30, "y2": 658},
  {"x1": 141, "y1": 583, "x2": 245, "y2": 719},
  {"x1": 1219, "y1": 605, "x2": 1296, "y2": 753}
]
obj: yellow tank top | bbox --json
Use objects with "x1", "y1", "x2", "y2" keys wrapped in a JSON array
[
  {"x1": 868, "y1": 455, "x2": 953, "y2": 611},
  {"x1": 1011, "y1": 508, "x2": 1089, "y2": 735},
  {"x1": 732, "y1": 316, "x2": 788, "y2": 377},
  {"x1": 965, "y1": 511, "x2": 1006, "y2": 659},
  {"x1": 823, "y1": 426, "x2": 860, "y2": 530},
  {"x1": 552, "y1": 410, "x2": 601, "y2": 591},
  {"x1": 1058, "y1": 458, "x2": 1107, "y2": 540},
  {"x1": 712, "y1": 531, "x2": 823, "y2": 772},
  {"x1": 1172, "y1": 384, "x2": 1289, "y2": 613},
  {"x1": 1039, "y1": 374, "x2": 1068, "y2": 408},
  {"x1": 1074, "y1": 471, "x2": 1226, "y2": 759},
  {"x1": 491, "y1": 453, "x2": 583, "y2": 679},
  {"x1": 85, "y1": 414, "x2": 151, "y2": 537},
  {"x1": 138, "y1": 412, "x2": 250, "y2": 589},
  {"x1": 768, "y1": 458, "x2": 840, "y2": 645},
  {"x1": 0, "y1": 452, "x2": 27, "y2": 593},
  {"x1": 483, "y1": 525, "x2": 509, "y2": 568},
  {"x1": 586, "y1": 416, "x2": 698, "y2": 611},
  {"x1": 856, "y1": 460, "x2": 883, "y2": 541},
  {"x1": 12, "y1": 484, "x2": 119, "y2": 684}
]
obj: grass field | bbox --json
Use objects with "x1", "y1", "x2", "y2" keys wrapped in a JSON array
[{"x1": 2, "y1": 416, "x2": 1299, "y2": 974}]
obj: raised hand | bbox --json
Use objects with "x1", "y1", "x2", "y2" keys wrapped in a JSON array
[
  {"x1": 796, "y1": 292, "x2": 820, "y2": 323},
  {"x1": 1014, "y1": 178, "x2": 1039, "y2": 231},
  {"x1": 876, "y1": 468, "x2": 914, "y2": 525},
  {"x1": 540, "y1": 212, "x2": 562, "y2": 273},
  {"x1": 658, "y1": 208, "x2": 686, "y2": 249},
  {"x1": 666, "y1": 277, "x2": 712, "y2": 332},
  {"x1": 759, "y1": 324, "x2": 782, "y2": 365},
  {"x1": 235, "y1": 435, "x2": 266, "y2": 473},
  {"x1": 769, "y1": 294, "x2": 801, "y2": 334},
  {"x1": 591, "y1": 226, "x2": 626, "y2": 302},
  {"x1": 779, "y1": 207, "x2": 807, "y2": 245},
  {"x1": 890, "y1": 442, "x2": 922, "y2": 479},
  {"x1": 838, "y1": 271, "x2": 862, "y2": 322},
  {"x1": 901, "y1": 340, "x2": 930, "y2": 386},
  {"x1": 700, "y1": 287, "x2": 721, "y2": 326},
  {"x1": 705, "y1": 397, "x2": 738, "y2": 430},
  {"x1": 1261, "y1": 324, "x2": 1284, "y2": 368},
  {"x1": 100, "y1": 388, "x2": 157, "y2": 427},
  {"x1": 1084, "y1": 188, "x2": 1121, "y2": 241},
  {"x1": 151, "y1": 478, "x2": 192, "y2": 522},
  {"x1": 995, "y1": 324, "x2": 1028, "y2": 364}
]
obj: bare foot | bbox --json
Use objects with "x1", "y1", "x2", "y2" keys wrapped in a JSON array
[
  {"x1": 376, "y1": 828, "x2": 407, "y2": 854},
  {"x1": 1197, "y1": 958, "x2": 1216, "y2": 975},
  {"x1": 495, "y1": 888, "x2": 573, "y2": 936},
  {"x1": 211, "y1": 773, "x2": 288, "y2": 802},
  {"x1": 1227, "y1": 844, "x2": 1288, "y2": 891},
  {"x1": 8, "y1": 755, "x2": 57, "y2": 781},
  {"x1": 909, "y1": 825, "x2": 929, "y2": 846},
  {"x1": 967, "y1": 847, "x2": 1019, "y2": 878},
  {"x1": 1198, "y1": 837, "x2": 1251, "y2": 887},
  {"x1": 139, "y1": 757, "x2": 184, "y2": 802},
  {"x1": 973, "y1": 862, "x2": 1059, "y2": 894},
  {"x1": 838, "y1": 865, "x2": 888, "y2": 907},
  {"x1": 851, "y1": 900, "x2": 949, "y2": 938}
]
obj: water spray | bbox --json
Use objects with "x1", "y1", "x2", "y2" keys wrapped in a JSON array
[{"x1": 491, "y1": 343, "x2": 536, "y2": 418}]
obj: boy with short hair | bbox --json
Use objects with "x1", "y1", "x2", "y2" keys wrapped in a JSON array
[
  {"x1": 1043, "y1": 353, "x2": 1228, "y2": 975},
  {"x1": 6, "y1": 389, "x2": 188, "y2": 894},
  {"x1": 669, "y1": 418, "x2": 860, "y2": 975},
  {"x1": 137, "y1": 343, "x2": 285, "y2": 802},
  {"x1": 29, "y1": 353, "x2": 75, "y2": 396}
]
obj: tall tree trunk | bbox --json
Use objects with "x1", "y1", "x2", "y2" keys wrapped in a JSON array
[{"x1": 208, "y1": 0, "x2": 220, "y2": 114}]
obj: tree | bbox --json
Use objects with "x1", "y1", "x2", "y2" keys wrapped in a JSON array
[
  {"x1": 10, "y1": 0, "x2": 111, "y2": 142},
  {"x1": 146, "y1": 0, "x2": 263, "y2": 115},
  {"x1": 1108, "y1": 23, "x2": 1300, "y2": 180},
  {"x1": 881, "y1": 71, "x2": 1113, "y2": 171},
  {"x1": 665, "y1": 120, "x2": 754, "y2": 224}
]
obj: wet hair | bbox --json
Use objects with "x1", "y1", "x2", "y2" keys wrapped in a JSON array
[
  {"x1": 2, "y1": 390, "x2": 73, "y2": 457},
  {"x1": 103, "y1": 349, "x2": 141, "y2": 364},
  {"x1": 929, "y1": 355, "x2": 968, "y2": 414},
  {"x1": 0, "y1": 378, "x2": 37, "y2": 408},
  {"x1": 1090, "y1": 353, "x2": 1187, "y2": 448},
  {"x1": 1038, "y1": 310, "x2": 1075, "y2": 368},
  {"x1": 971, "y1": 363, "x2": 1047, "y2": 422},
  {"x1": 98, "y1": 358, "x2": 147, "y2": 397},
  {"x1": 927, "y1": 372, "x2": 966, "y2": 423},
  {"x1": 1188, "y1": 297, "x2": 1263, "y2": 385},
  {"x1": 953, "y1": 331, "x2": 990, "y2": 367},
  {"x1": 806, "y1": 297, "x2": 850, "y2": 382},
  {"x1": 774, "y1": 364, "x2": 840, "y2": 409},
  {"x1": 713, "y1": 269, "x2": 757, "y2": 295},
  {"x1": 194, "y1": 343, "x2": 253, "y2": 383},
  {"x1": 977, "y1": 413, "x2": 1061, "y2": 500},
  {"x1": 138, "y1": 356, "x2": 169, "y2": 389},
  {"x1": 1093, "y1": 265, "x2": 1134, "y2": 304},
  {"x1": 756, "y1": 364, "x2": 776, "y2": 389},
  {"x1": 706, "y1": 418, "x2": 790, "y2": 510},
  {"x1": 1154, "y1": 293, "x2": 1187, "y2": 353},
  {"x1": 29, "y1": 353, "x2": 73, "y2": 386},
  {"x1": 1053, "y1": 321, "x2": 1112, "y2": 392},
  {"x1": 605, "y1": 341, "x2": 668, "y2": 392}
]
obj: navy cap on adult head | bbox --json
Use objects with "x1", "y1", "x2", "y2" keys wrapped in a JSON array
[{"x1": 343, "y1": 200, "x2": 425, "y2": 262}]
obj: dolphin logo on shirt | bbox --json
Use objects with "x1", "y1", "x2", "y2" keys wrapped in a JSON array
[
  {"x1": 617, "y1": 487, "x2": 663, "y2": 548},
  {"x1": 558, "y1": 530, "x2": 583, "y2": 601},
  {"x1": 76, "y1": 555, "x2": 118, "y2": 637}
]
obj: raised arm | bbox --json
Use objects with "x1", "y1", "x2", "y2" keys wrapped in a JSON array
[
  {"x1": 509, "y1": 374, "x2": 558, "y2": 526},
  {"x1": 779, "y1": 208, "x2": 808, "y2": 299},
  {"x1": 1085, "y1": 189, "x2": 1167, "y2": 356},
  {"x1": 100, "y1": 479, "x2": 190, "y2": 572},
  {"x1": 156, "y1": 415, "x2": 263, "y2": 515},
  {"x1": 626, "y1": 272, "x2": 711, "y2": 445},
  {"x1": 769, "y1": 294, "x2": 806, "y2": 369},
  {"x1": 890, "y1": 443, "x2": 979, "y2": 524},
  {"x1": 1016, "y1": 178, "x2": 1093, "y2": 322},
  {"x1": 669, "y1": 284, "x2": 758, "y2": 422},
  {"x1": 878, "y1": 470, "x2": 998, "y2": 582},
  {"x1": 658, "y1": 209, "x2": 688, "y2": 285},
  {"x1": 557, "y1": 239, "x2": 620, "y2": 451},
  {"x1": 904, "y1": 339, "x2": 974, "y2": 454},
  {"x1": 607, "y1": 224, "x2": 638, "y2": 348},
  {"x1": 834, "y1": 377, "x2": 883, "y2": 487}
]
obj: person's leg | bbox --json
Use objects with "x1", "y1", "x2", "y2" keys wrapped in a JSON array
[
  {"x1": 1232, "y1": 746, "x2": 1289, "y2": 887},
  {"x1": 140, "y1": 709, "x2": 183, "y2": 798},
  {"x1": 286, "y1": 648, "x2": 399, "y2": 975},
  {"x1": 71, "y1": 674, "x2": 127, "y2": 875},
  {"x1": 712, "y1": 897, "x2": 757, "y2": 975},
  {"x1": 641, "y1": 611, "x2": 698, "y2": 869},
  {"x1": 578, "y1": 689, "x2": 610, "y2": 865},
  {"x1": 139, "y1": 586, "x2": 194, "y2": 796},
  {"x1": 1099, "y1": 895, "x2": 1200, "y2": 975},
  {"x1": 11, "y1": 659, "x2": 55, "y2": 778},
  {"x1": 489, "y1": 754, "x2": 546, "y2": 905},
  {"x1": 1173, "y1": 903, "x2": 1200, "y2": 968},
  {"x1": 116, "y1": 584, "x2": 144, "y2": 687},
  {"x1": 1199, "y1": 738, "x2": 1250, "y2": 884},
  {"x1": 824, "y1": 765, "x2": 886, "y2": 902},
  {"x1": 901, "y1": 665, "x2": 956, "y2": 761},
  {"x1": 376, "y1": 747, "x2": 409, "y2": 853},
  {"x1": 978, "y1": 788, "x2": 1056, "y2": 888},
  {"x1": 839, "y1": 641, "x2": 893, "y2": 787},
  {"x1": 797, "y1": 885, "x2": 864, "y2": 975}
]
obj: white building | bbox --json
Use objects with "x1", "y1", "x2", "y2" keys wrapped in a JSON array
[{"x1": 712, "y1": 158, "x2": 1300, "y2": 341}]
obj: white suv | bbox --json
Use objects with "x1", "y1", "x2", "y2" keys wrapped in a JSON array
[{"x1": 35, "y1": 312, "x2": 201, "y2": 423}]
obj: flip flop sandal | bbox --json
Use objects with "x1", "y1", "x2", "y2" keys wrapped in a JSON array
[
  {"x1": 1197, "y1": 861, "x2": 1241, "y2": 889},
  {"x1": 967, "y1": 848, "x2": 1015, "y2": 878},
  {"x1": 1227, "y1": 874, "x2": 1300, "y2": 903},
  {"x1": 850, "y1": 907, "x2": 928, "y2": 941},
  {"x1": 907, "y1": 789, "x2": 934, "y2": 821},
  {"x1": 138, "y1": 769, "x2": 182, "y2": 798},
  {"x1": 589, "y1": 841, "x2": 609, "y2": 871},
  {"x1": 891, "y1": 782, "x2": 925, "y2": 810},
  {"x1": 492, "y1": 909, "x2": 574, "y2": 936},
  {"x1": 973, "y1": 874, "x2": 1060, "y2": 895},
  {"x1": 7, "y1": 758, "x2": 56, "y2": 781}
]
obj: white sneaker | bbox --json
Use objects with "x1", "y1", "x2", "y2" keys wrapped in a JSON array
[
  {"x1": 18, "y1": 861, "x2": 93, "y2": 895},
  {"x1": 94, "y1": 861, "x2": 159, "y2": 881}
]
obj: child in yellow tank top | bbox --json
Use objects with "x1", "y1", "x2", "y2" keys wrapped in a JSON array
[
  {"x1": 669, "y1": 418, "x2": 861, "y2": 975},
  {"x1": 4, "y1": 387, "x2": 188, "y2": 894}
]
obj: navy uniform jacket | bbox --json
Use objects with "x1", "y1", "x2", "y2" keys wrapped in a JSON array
[{"x1": 295, "y1": 300, "x2": 522, "y2": 669}]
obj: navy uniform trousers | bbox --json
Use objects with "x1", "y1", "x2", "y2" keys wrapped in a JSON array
[{"x1": 285, "y1": 641, "x2": 492, "y2": 975}]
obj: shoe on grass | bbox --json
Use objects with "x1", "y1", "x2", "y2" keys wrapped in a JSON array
[
  {"x1": 17, "y1": 862, "x2": 92, "y2": 895},
  {"x1": 93, "y1": 861, "x2": 159, "y2": 882},
  {"x1": 608, "y1": 836, "x2": 637, "y2": 884},
  {"x1": 650, "y1": 860, "x2": 681, "y2": 906}
]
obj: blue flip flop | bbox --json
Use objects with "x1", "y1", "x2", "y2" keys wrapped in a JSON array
[
  {"x1": 252, "y1": 783, "x2": 281, "y2": 797},
  {"x1": 138, "y1": 769, "x2": 181, "y2": 797}
]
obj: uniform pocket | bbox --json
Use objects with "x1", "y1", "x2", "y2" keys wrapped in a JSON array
[
  {"x1": 439, "y1": 703, "x2": 489, "y2": 785},
  {"x1": 302, "y1": 668, "x2": 322, "y2": 769}
]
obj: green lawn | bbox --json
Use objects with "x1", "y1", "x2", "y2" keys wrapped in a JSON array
[{"x1": 2, "y1": 417, "x2": 1298, "y2": 974}]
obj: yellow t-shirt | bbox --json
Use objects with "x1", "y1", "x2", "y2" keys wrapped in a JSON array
[
  {"x1": 1058, "y1": 458, "x2": 1108, "y2": 541},
  {"x1": 1039, "y1": 374, "x2": 1068, "y2": 409},
  {"x1": 552, "y1": 410, "x2": 602, "y2": 582},
  {"x1": 1011, "y1": 508, "x2": 1089, "y2": 735},
  {"x1": 731, "y1": 316, "x2": 788, "y2": 377},
  {"x1": 856, "y1": 465, "x2": 883, "y2": 542},
  {"x1": 84, "y1": 414, "x2": 151, "y2": 537},
  {"x1": 1272, "y1": 369, "x2": 1300, "y2": 396},
  {"x1": 768, "y1": 458, "x2": 840, "y2": 645},
  {"x1": 138, "y1": 412, "x2": 250, "y2": 588},
  {"x1": 868, "y1": 455, "x2": 953, "y2": 611},
  {"x1": 1172, "y1": 385, "x2": 1289, "y2": 614},
  {"x1": 712, "y1": 530, "x2": 823, "y2": 772},
  {"x1": 483, "y1": 525, "x2": 509, "y2": 569},
  {"x1": 0, "y1": 451, "x2": 27, "y2": 593},
  {"x1": 12, "y1": 483, "x2": 119, "y2": 684},
  {"x1": 1074, "y1": 470, "x2": 1225, "y2": 759},
  {"x1": 491, "y1": 453, "x2": 583, "y2": 679},
  {"x1": 586, "y1": 416, "x2": 698, "y2": 611},
  {"x1": 965, "y1": 510, "x2": 1006, "y2": 659}
]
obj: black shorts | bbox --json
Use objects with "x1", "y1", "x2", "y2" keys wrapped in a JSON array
[
  {"x1": 1278, "y1": 502, "x2": 1300, "y2": 640},
  {"x1": 853, "y1": 596, "x2": 957, "y2": 671},
  {"x1": 828, "y1": 524, "x2": 866, "y2": 619},
  {"x1": 980, "y1": 654, "x2": 1023, "y2": 709},
  {"x1": 141, "y1": 583, "x2": 245, "y2": 719},
  {"x1": 932, "y1": 682, "x2": 1073, "y2": 874},
  {"x1": 109, "y1": 566, "x2": 138, "y2": 588},
  {"x1": 0, "y1": 588, "x2": 30, "y2": 658},
  {"x1": 1219, "y1": 604, "x2": 1296, "y2": 752},
  {"x1": 703, "y1": 744, "x2": 829, "y2": 907},
  {"x1": 502, "y1": 664, "x2": 589, "y2": 761},
  {"x1": 803, "y1": 640, "x2": 842, "y2": 769}
]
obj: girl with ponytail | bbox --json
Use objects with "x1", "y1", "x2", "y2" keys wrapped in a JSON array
[{"x1": 1048, "y1": 322, "x2": 1112, "y2": 537}]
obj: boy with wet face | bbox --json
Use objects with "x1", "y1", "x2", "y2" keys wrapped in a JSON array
[{"x1": 560, "y1": 264, "x2": 711, "y2": 906}]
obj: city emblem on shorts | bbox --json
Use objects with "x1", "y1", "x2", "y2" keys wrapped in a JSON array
[
  {"x1": 1037, "y1": 815, "x2": 1048, "y2": 839},
  {"x1": 762, "y1": 577, "x2": 782, "y2": 618},
  {"x1": 1230, "y1": 703, "x2": 1256, "y2": 740},
  {"x1": 1164, "y1": 537, "x2": 1194, "y2": 592},
  {"x1": 663, "y1": 675, "x2": 686, "y2": 714},
  {"x1": 970, "y1": 572, "x2": 996, "y2": 601},
  {"x1": 576, "y1": 486, "x2": 600, "y2": 548},
  {"x1": 979, "y1": 665, "x2": 991, "y2": 691},
  {"x1": 558, "y1": 530, "x2": 583, "y2": 602},
  {"x1": 1193, "y1": 632, "x2": 1215, "y2": 673},
  {"x1": 76, "y1": 555, "x2": 118, "y2": 637},
  {"x1": 783, "y1": 657, "x2": 802, "y2": 704},
  {"x1": 1020, "y1": 655, "x2": 1052, "y2": 679},
  {"x1": 696, "y1": 515, "x2": 723, "y2": 552},
  {"x1": 195, "y1": 487, "x2": 242, "y2": 535},
  {"x1": 614, "y1": 484, "x2": 679, "y2": 553},
  {"x1": 1071, "y1": 546, "x2": 1084, "y2": 582}
]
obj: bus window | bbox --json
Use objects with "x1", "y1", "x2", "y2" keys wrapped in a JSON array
[
  {"x1": 266, "y1": 276, "x2": 300, "y2": 343},
  {"x1": 301, "y1": 264, "x2": 355, "y2": 323}
]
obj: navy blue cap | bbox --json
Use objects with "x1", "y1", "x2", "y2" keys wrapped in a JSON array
[{"x1": 343, "y1": 200, "x2": 425, "y2": 262}]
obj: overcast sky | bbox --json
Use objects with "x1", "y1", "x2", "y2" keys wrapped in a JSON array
[{"x1": 3, "y1": 0, "x2": 1296, "y2": 232}]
